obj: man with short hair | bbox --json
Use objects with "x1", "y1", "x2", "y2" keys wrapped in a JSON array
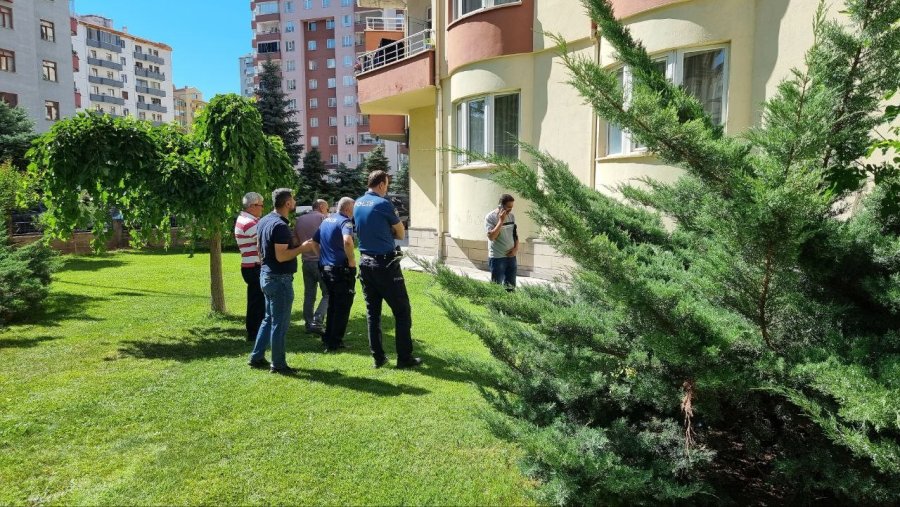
[
  {"x1": 354, "y1": 170, "x2": 422, "y2": 369},
  {"x1": 248, "y1": 188, "x2": 314, "y2": 374},
  {"x1": 294, "y1": 198, "x2": 329, "y2": 335},
  {"x1": 485, "y1": 194, "x2": 518, "y2": 290},
  {"x1": 308, "y1": 196, "x2": 356, "y2": 352},
  {"x1": 235, "y1": 192, "x2": 265, "y2": 342}
]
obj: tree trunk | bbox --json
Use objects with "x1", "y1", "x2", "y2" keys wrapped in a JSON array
[{"x1": 209, "y1": 231, "x2": 227, "y2": 314}]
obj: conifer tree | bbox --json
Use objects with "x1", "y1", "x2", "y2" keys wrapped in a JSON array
[
  {"x1": 255, "y1": 59, "x2": 303, "y2": 165},
  {"x1": 391, "y1": 160, "x2": 409, "y2": 195},
  {"x1": 428, "y1": 0, "x2": 900, "y2": 503},
  {"x1": 329, "y1": 162, "x2": 367, "y2": 201},
  {"x1": 297, "y1": 147, "x2": 330, "y2": 204},
  {"x1": 0, "y1": 102, "x2": 37, "y2": 171},
  {"x1": 363, "y1": 143, "x2": 390, "y2": 174}
]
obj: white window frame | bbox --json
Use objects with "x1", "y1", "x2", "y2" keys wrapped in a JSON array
[
  {"x1": 454, "y1": 0, "x2": 519, "y2": 21},
  {"x1": 454, "y1": 91, "x2": 520, "y2": 166},
  {"x1": 603, "y1": 44, "x2": 729, "y2": 157}
]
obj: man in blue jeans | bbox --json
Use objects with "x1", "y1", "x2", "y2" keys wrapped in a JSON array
[
  {"x1": 484, "y1": 194, "x2": 518, "y2": 290},
  {"x1": 249, "y1": 188, "x2": 315, "y2": 374}
]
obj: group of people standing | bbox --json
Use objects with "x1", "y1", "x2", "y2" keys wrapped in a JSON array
[{"x1": 235, "y1": 170, "x2": 421, "y2": 374}]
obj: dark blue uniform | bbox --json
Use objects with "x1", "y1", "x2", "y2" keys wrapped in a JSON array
[
  {"x1": 313, "y1": 213, "x2": 355, "y2": 350},
  {"x1": 353, "y1": 191, "x2": 415, "y2": 365}
]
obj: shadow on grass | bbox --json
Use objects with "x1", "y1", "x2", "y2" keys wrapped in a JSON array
[
  {"x1": 0, "y1": 335, "x2": 59, "y2": 350},
  {"x1": 58, "y1": 256, "x2": 127, "y2": 273},
  {"x1": 117, "y1": 326, "x2": 246, "y2": 361},
  {"x1": 57, "y1": 280, "x2": 207, "y2": 299},
  {"x1": 284, "y1": 368, "x2": 430, "y2": 396},
  {"x1": 26, "y1": 291, "x2": 107, "y2": 327}
]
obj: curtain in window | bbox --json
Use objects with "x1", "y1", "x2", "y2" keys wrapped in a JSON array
[
  {"x1": 494, "y1": 94, "x2": 519, "y2": 158},
  {"x1": 607, "y1": 68, "x2": 625, "y2": 155},
  {"x1": 682, "y1": 49, "x2": 725, "y2": 125},
  {"x1": 467, "y1": 98, "x2": 486, "y2": 156}
]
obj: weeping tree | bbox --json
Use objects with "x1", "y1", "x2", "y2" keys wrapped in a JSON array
[
  {"x1": 427, "y1": 0, "x2": 900, "y2": 504},
  {"x1": 27, "y1": 94, "x2": 294, "y2": 313}
]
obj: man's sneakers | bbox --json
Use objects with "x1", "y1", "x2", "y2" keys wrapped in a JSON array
[
  {"x1": 269, "y1": 366, "x2": 297, "y2": 375},
  {"x1": 247, "y1": 358, "x2": 271, "y2": 369},
  {"x1": 373, "y1": 357, "x2": 389, "y2": 369},
  {"x1": 396, "y1": 357, "x2": 423, "y2": 369},
  {"x1": 305, "y1": 324, "x2": 324, "y2": 336}
]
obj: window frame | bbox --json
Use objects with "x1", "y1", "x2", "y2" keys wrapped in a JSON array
[
  {"x1": 0, "y1": 49, "x2": 14, "y2": 73},
  {"x1": 42, "y1": 60, "x2": 58, "y2": 82},
  {"x1": 40, "y1": 19, "x2": 56, "y2": 42},
  {"x1": 454, "y1": 91, "x2": 521, "y2": 167},
  {"x1": 0, "y1": 6, "x2": 12, "y2": 29},
  {"x1": 453, "y1": 0, "x2": 520, "y2": 21}
]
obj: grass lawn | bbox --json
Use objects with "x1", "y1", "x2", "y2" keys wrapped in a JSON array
[{"x1": 0, "y1": 250, "x2": 532, "y2": 505}]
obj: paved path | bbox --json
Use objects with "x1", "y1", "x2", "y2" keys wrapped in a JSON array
[{"x1": 398, "y1": 250, "x2": 554, "y2": 287}]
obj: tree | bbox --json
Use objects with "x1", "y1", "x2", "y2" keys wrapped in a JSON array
[
  {"x1": 27, "y1": 95, "x2": 294, "y2": 313},
  {"x1": 255, "y1": 59, "x2": 303, "y2": 165},
  {"x1": 391, "y1": 160, "x2": 409, "y2": 195},
  {"x1": 329, "y1": 162, "x2": 367, "y2": 201},
  {"x1": 0, "y1": 101, "x2": 37, "y2": 171},
  {"x1": 297, "y1": 147, "x2": 330, "y2": 205},
  {"x1": 427, "y1": 0, "x2": 900, "y2": 504},
  {"x1": 363, "y1": 143, "x2": 390, "y2": 174}
]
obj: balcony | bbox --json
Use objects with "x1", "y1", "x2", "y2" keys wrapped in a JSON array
[
  {"x1": 133, "y1": 51, "x2": 165, "y2": 65},
  {"x1": 136, "y1": 86, "x2": 166, "y2": 97},
  {"x1": 87, "y1": 57, "x2": 123, "y2": 71},
  {"x1": 137, "y1": 102, "x2": 167, "y2": 113},
  {"x1": 363, "y1": 17, "x2": 405, "y2": 31},
  {"x1": 86, "y1": 38, "x2": 122, "y2": 53},
  {"x1": 135, "y1": 68, "x2": 166, "y2": 81},
  {"x1": 88, "y1": 75, "x2": 124, "y2": 88},
  {"x1": 254, "y1": 30, "x2": 281, "y2": 44},
  {"x1": 355, "y1": 0, "x2": 407, "y2": 8},
  {"x1": 356, "y1": 29, "x2": 436, "y2": 115},
  {"x1": 90, "y1": 93, "x2": 125, "y2": 105}
]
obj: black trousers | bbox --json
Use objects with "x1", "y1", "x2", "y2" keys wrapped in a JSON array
[
  {"x1": 359, "y1": 257, "x2": 413, "y2": 362},
  {"x1": 241, "y1": 265, "x2": 265, "y2": 342},
  {"x1": 320, "y1": 265, "x2": 356, "y2": 349}
]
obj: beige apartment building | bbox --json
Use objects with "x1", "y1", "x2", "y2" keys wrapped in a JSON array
[
  {"x1": 174, "y1": 86, "x2": 206, "y2": 130},
  {"x1": 355, "y1": 0, "x2": 839, "y2": 280}
]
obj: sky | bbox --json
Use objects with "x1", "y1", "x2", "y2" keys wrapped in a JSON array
[{"x1": 71, "y1": 0, "x2": 253, "y2": 99}]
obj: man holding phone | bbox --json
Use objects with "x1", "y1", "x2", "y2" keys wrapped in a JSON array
[{"x1": 484, "y1": 194, "x2": 518, "y2": 290}]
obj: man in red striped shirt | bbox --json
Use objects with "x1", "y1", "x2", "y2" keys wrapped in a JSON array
[{"x1": 235, "y1": 192, "x2": 265, "y2": 342}]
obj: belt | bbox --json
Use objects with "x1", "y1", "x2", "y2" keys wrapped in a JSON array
[
  {"x1": 361, "y1": 252, "x2": 395, "y2": 260},
  {"x1": 321, "y1": 265, "x2": 351, "y2": 272}
]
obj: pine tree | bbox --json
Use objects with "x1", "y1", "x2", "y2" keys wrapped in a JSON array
[
  {"x1": 255, "y1": 59, "x2": 303, "y2": 165},
  {"x1": 363, "y1": 143, "x2": 390, "y2": 174},
  {"x1": 329, "y1": 162, "x2": 367, "y2": 201},
  {"x1": 297, "y1": 147, "x2": 330, "y2": 205},
  {"x1": 427, "y1": 0, "x2": 900, "y2": 504},
  {"x1": 391, "y1": 160, "x2": 409, "y2": 195},
  {"x1": 0, "y1": 101, "x2": 36, "y2": 171}
]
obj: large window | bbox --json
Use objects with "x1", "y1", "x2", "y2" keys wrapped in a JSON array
[
  {"x1": 0, "y1": 6, "x2": 12, "y2": 29},
  {"x1": 0, "y1": 49, "x2": 14, "y2": 72},
  {"x1": 40, "y1": 20, "x2": 55, "y2": 42},
  {"x1": 605, "y1": 46, "x2": 727, "y2": 156},
  {"x1": 455, "y1": 92, "x2": 520, "y2": 164},
  {"x1": 42, "y1": 60, "x2": 57, "y2": 82},
  {"x1": 45, "y1": 101, "x2": 59, "y2": 121},
  {"x1": 454, "y1": 0, "x2": 517, "y2": 19}
]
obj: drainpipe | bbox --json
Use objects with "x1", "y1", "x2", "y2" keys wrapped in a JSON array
[{"x1": 434, "y1": 8, "x2": 446, "y2": 262}]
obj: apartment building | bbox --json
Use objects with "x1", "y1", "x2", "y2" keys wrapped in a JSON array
[
  {"x1": 239, "y1": 53, "x2": 257, "y2": 97},
  {"x1": 0, "y1": 0, "x2": 76, "y2": 132},
  {"x1": 174, "y1": 86, "x2": 206, "y2": 130},
  {"x1": 249, "y1": 0, "x2": 404, "y2": 171},
  {"x1": 71, "y1": 15, "x2": 174, "y2": 125},
  {"x1": 355, "y1": 0, "x2": 842, "y2": 280}
]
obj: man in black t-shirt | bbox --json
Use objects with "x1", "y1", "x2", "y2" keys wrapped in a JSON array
[{"x1": 248, "y1": 188, "x2": 315, "y2": 374}]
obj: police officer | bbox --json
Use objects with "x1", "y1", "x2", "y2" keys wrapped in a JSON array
[
  {"x1": 309, "y1": 196, "x2": 357, "y2": 352},
  {"x1": 354, "y1": 170, "x2": 422, "y2": 369}
]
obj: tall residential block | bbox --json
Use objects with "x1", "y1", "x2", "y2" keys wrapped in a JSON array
[
  {"x1": 356, "y1": 0, "x2": 846, "y2": 280},
  {"x1": 71, "y1": 15, "x2": 174, "y2": 125},
  {"x1": 239, "y1": 53, "x2": 256, "y2": 97},
  {"x1": 250, "y1": 0, "x2": 404, "y2": 171},
  {"x1": 174, "y1": 86, "x2": 206, "y2": 130},
  {"x1": 0, "y1": 0, "x2": 76, "y2": 132}
]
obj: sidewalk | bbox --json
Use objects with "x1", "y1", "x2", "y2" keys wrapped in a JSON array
[{"x1": 398, "y1": 250, "x2": 555, "y2": 287}]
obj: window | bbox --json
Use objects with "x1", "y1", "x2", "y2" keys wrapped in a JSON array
[
  {"x1": 120, "y1": 56, "x2": 126, "y2": 65},
  {"x1": 343, "y1": 75, "x2": 354, "y2": 87},
  {"x1": 329, "y1": 135, "x2": 337, "y2": 146},
  {"x1": 454, "y1": 0, "x2": 517, "y2": 19},
  {"x1": 45, "y1": 101, "x2": 60, "y2": 121},
  {"x1": 311, "y1": 136, "x2": 320, "y2": 147},
  {"x1": 0, "y1": 49, "x2": 14, "y2": 72},
  {"x1": 1, "y1": 92, "x2": 19, "y2": 107},
  {"x1": 347, "y1": 153, "x2": 353, "y2": 162},
  {"x1": 91, "y1": 85, "x2": 99, "y2": 94},
  {"x1": 288, "y1": 99, "x2": 297, "y2": 109},
  {"x1": 307, "y1": 40, "x2": 317, "y2": 51},
  {"x1": 330, "y1": 154, "x2": 338, "y2": 164},
  {"x1": 258, "y1": 41, "x2": 279, "y2": 53},
  {"x1": 309, "y1": 117, "x2": 319, "y2": 127},
  {"x1": 328, "y1": 98, "x2": 337, "y2": 108},
  {"x1": 342, "y1": 35, "x2": 353, "y2": 47},
  {"x1": 322, "y1": 0, "x2": 331, "y2": 7},
  {"x1": 286, "y1": 40, "x2": 296, "y2": 52},
  {"x1": 343, "y1": 95, "x2": 355, "y2": 106},
  {"x1": 327, "y1": 77, "x2": 336, "y2": 88},
  {"x1": 256, "y1": 1, "x2": 279, "y2": 15},
  {"x1": 307, "y1": 60, "x2": 317, "y2": 71},
  {"x1": 345, "y1": 135, "x2": 355, "y2": 145},
  {"x1": 455, "y1": 92, "x2": 520, "y2": 164},
  {"x1": 287, "y1": 79, "x2": 297, "y2": 90},
  {"x1": 309, "y1": 98, "x2": 318, "y2": 109},
  {"x1": 308, "y1": 21, "x2": 317, "y2": 31},
  {"x1": 0, "y1": 6, "x2": 11, "y2": 29},
  {"x1": 285, "y1": 1, "x2": 295, "y2": 13},
  {"x1": 325, "y1": 19, "x2": 335, "y2": 29},
  {"x1": 342, "y1": 15, "x2": 352, "y2": 27},
  {"x1": 139, "y1": 112, "x2": 146, "y2": 120},
  {"x1": 326, "y1": 58, "x2": 336, "y2": 69},
  {"x1": 329, "y1": 116, "x2": 337, "y2": 126},
  {"x1": 326, "y1": 39, "x2": 335, "y2": 49},
  {"x1": 604, "y1": 46, "x2": 727, "y2": 156},
  {"x1": 287, "y1": 60, "x2": 296, "y2": 71},
  {"x1": 341, "y1": 0, "x2": 352, "y2": 5},
  {"x1": 42, "y1": 60, "x2": 58, "y2": 82},
  {"x1": 308, "y1": 79, "x2": 318, "y2": 89},
  {"x1": 106, "y1": 70, "x2": 114, "y2": 79},
  {"x1": 343, "y1": 115, "x2": 355, "y2": 126},
  {"x1": 40, "y1": 20, "x2": 56, "y2": 42},
  {"x1": 285, "y1": 22, "x2": 295, "y2": 33},
  {"x1": 343, "y1": 55, "x2": 353, "y2": 68},
  {"x1": 304, "y1": 0, "x2": 312, "y2": 9}
]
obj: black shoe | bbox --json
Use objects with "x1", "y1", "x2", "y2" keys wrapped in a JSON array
[
  {"x1": 270, "y1": 366, "x2": 297, "y2": 375},
  {"x1": 248, "y1": 358, "x2": 270, "y2": 369},
  {"x1": 336, "y1": 342, "x2": 348, "y2": 349},
  {"x1": 306, "y1": 326, "x2": 325, "y2": 336},
  {"x1": 373, "y1": 357, "x2": 389, "y2": 369},
  {"x1": 396, "y1": 357, "x2": 423, "y2": 369}
]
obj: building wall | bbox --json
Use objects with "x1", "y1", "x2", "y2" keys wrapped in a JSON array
[
  {"x1": 174, "y1": 86, "x2": 206, "y2": 130},
  {"x1": 0, "y1": 0, "x2": 76, "y2": 132},
  {"x1": 239, "y1": 54, "x2": 257, "y2": 97}
]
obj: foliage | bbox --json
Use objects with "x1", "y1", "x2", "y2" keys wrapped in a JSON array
[
  {"x1": 363, "y1": 143, "x2": 390, "y2": 174},
  {"x1": 0, "y1": 101, "x2": 36, "y2": 171},
  {"x1": 428, "y1": 0, "x2": 900, "y2": 504},
  {"x1": 391, "y1": 159, "x2": 410, "y2": 195},
  {"x1": 255, "y1": 59, "x2": 304, "y2": 165},
  {"x1": 329, "y1": 162, "x2": 367, "y2": 201},
  {"x1": 297, "y1": 147, "x2": 330, "y2": 205}
]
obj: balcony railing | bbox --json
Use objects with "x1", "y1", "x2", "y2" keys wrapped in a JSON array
[
  {"x1": 88, "y1": 75, "x2": 124, "y2": 88},
  {"x1": 135, "y1": 68, "x2": 166, "y2": 81},
  {"x1": 87, "y1": 57, "x2": 123, "y2": 71},
  {"x1": 136, "y1": 86, "x2": 166, "y2": 97},
  {"x1": 134, "y1": 51, "x2": 165, "y2": 65},
  {"x1": 363, "y1": 17, "x2": 405, "y2": 31},
  {"x1": 90, "y1": 93, "x2": 125, "y2": 105},
  {"x1": 356, "y1": 29, "x2": 433, "y2": 75},
  {"x1": 86, "y1": 38, "x2": 122, "y2": 53},
  {"x1": 137, "y1": 102, "x2": 167, "y2": 113}
]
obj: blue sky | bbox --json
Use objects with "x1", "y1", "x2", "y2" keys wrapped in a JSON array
[{"x1": 72, "y1": 0, "x2": 252, "y2": 99}]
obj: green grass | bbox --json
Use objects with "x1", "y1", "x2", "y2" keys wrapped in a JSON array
[{"x1": 0, "y1": 250, "x2": 532, "y2": 505}]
